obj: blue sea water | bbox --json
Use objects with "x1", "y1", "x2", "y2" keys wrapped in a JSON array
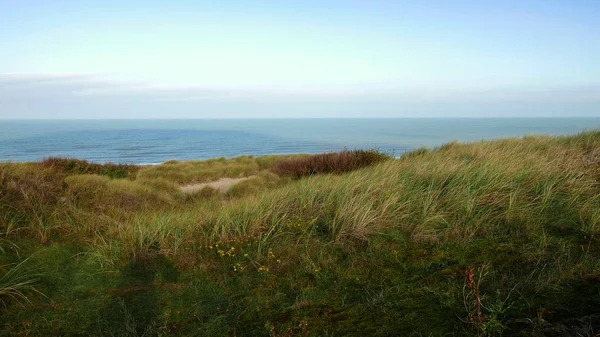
[{"x1": 0, "y1": 118, "x2": 599, "y2": 164}]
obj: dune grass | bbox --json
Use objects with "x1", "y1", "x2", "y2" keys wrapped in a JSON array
[
  {"x1": 136, "y1": 154, "x2": 307, "y2": 185},
  {"x1": 1, "y1": 134, "x2": 600, "y2": 335}
]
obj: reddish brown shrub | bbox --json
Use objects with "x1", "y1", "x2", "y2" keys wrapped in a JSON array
[{"x1": 271, "y1": 149, "x2": 390, "y2": 178}]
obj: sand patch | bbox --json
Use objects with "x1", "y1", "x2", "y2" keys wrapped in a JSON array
[{"x1": 180, "y1": 177, "x2": 250, "y2": 194}]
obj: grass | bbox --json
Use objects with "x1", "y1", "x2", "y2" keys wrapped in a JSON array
[
  {"x1": 136, "y1": 154, "x2": 306, "y2": 185},
  {"x1": 1, "y1": 133, "x2": 600, "y2": 336},
  {"x1": 0, "y1": 257, "x2": 41, "y2": 308}
]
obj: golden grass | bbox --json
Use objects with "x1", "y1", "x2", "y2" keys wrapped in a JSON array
[
  {"x1": 136, "y1": 154, "x2": 306, "y2": 185},
  {"x1": 3, "y1": 132, "x2": 600, "y2": 255}
]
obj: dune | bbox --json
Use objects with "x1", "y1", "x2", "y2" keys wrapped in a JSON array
[{"x1": 180, "y1": 177, "x2": 250, "y2": 194}]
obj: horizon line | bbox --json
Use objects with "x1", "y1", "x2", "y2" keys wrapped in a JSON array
[{"x1": 2, "y1": 116, "x2": 600, "y2": 120}]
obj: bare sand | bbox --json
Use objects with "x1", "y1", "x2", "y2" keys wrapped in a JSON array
[{"x1": 180, "y1": 177, "x2": 250, "y2": 194}]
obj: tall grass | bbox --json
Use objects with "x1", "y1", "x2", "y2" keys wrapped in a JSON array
[
  {"x1": 0, "y1": 163, "x2": 67, "y2": 242},
  {"x1": 136, "y1": 154, "x2": 303, "y2": 185},
  {"x1": 5, "y1": 134, "x2": 600, "y2": 254},
  {"x1": 170, "y1": 132, "x2": 600, "y2": 255},
  {"x1": 0, "y1": 258, "x2": 41, "y2": 308}
]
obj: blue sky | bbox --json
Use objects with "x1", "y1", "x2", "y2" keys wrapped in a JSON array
[{"x1": 0, "y1": 0, "x2": 598, "y2": 118}]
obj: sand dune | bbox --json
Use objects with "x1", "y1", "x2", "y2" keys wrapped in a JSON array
[{"x1": 180, "y1": 177, "x2": 250, "y2": 194}]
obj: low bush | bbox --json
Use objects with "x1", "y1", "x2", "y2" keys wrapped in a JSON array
[
  {"x1": 271, "y1": 149, "x2": 391, "y2": 178},
  {"x1": 40, "y1": 157, "x2": 138, "y2": 179}
]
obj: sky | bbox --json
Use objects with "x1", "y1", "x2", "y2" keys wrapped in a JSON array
[{"x1": 0, "y1": 0, "x2": 599, "y2": 118}]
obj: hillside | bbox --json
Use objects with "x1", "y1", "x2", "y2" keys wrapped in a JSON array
[{"x1": 1, "y1": 133, "x2": 600, "y2": 336}]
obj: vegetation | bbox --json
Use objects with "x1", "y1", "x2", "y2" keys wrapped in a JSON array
[
  {"x1": 1, "y1": 135, "x2": 599, "y2": 336},
  {"x1": 271, "y1": 149, "x2": 391, "y2": 178},
  {"x1": 41, "y1": 157, "x2": 139, "y2": 179},
  {"x1": 136, "y1": 154, "x2": 307, "y2": 185}
]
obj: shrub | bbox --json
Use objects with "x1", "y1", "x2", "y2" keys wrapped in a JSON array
[
  {"x1": 40, "y1": 157, "x2": 138, "y2": 179},
  {"x1": 271, "y1": 149, "x2": 391, "y2": 178}
]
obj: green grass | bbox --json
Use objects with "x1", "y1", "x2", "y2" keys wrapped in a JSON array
[
  {"x1": 1, "y1": 134, "x2": 600, "y2": 336},
  {"x1": 0, "y1": 257, "x2": 42, "y2": 308}
]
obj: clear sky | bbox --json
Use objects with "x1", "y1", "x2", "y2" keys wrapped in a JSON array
[{"x1": 0, "y1": 0, "x2": 598, "y2": 118}]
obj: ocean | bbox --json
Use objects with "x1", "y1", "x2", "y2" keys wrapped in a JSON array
[{"x1": 1, "y1": 118, "x2": 599, "y2": 164}]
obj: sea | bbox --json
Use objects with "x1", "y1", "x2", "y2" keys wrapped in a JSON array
[{"x1": 1, "y1": 118, "x2": 599, "y2": 164}]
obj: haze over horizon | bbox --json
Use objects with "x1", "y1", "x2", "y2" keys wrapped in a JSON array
[{"x1": 1, "y1": 0, "x2": 599, "y2": 118}]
